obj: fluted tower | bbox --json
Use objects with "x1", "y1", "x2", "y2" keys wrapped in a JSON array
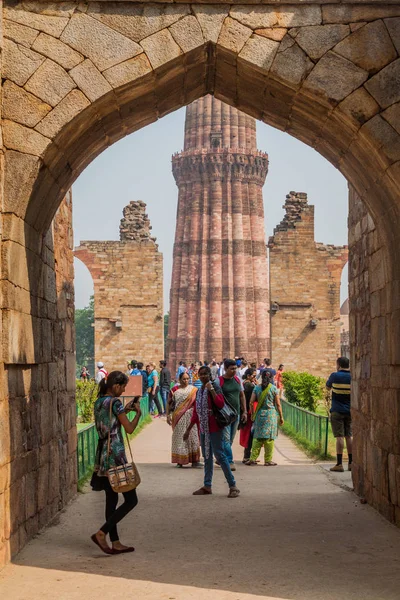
[{"x1": 167, "y1": 96, "x2": 270, "y2": 369}]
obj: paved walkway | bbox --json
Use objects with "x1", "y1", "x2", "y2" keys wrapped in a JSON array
[{"x1": 1, "y1": 420, "x2": 400, "y2": 600}]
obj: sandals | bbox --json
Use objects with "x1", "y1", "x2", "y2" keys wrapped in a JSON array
[
  {"x1": 193, "y1": 486, "x2": 212, "y2": 495},
  {"x1": 245, "y1": 460, "x2": 258, "y2": 466},
  {"x1": 264, "y1": 461, "x2": 277, "y2": 466},
  {"x1": 91, "y1": 533, "x2": 113, "y2": 555},
  {"x1": 111, "y1": 546, "x2": 135, "y2": 554},
  {"x1": 228, "y1": 487, "x2": 241, "y2": 498}
]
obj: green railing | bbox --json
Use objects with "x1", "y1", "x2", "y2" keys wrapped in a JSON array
[
  {"x1": 281, "y1": 399, "x2": 329, "y2": 457},
  {"x1": 77, "y1": 395, "x2": 149, "y2": 481}
]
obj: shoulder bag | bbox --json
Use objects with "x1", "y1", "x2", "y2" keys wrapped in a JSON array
[
  {"x1": 211, "y1": 380, "x2": 238, "y2": 428},
  {"x1": 107, "y1": 399, "x2": 141, "y2": 493}
]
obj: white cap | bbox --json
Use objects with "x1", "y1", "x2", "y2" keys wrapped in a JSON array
[{"x1": 97, "y1": 362, "x2": 104, "y2": 368}]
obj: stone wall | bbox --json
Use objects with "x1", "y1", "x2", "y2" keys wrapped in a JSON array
[
  {"x1": 0, "y1": 193, "x2": 76, "y2": 565},
  {"x1": 74, "y1": 202, "x2": 163, "y2": 371},
  {"x1": 349, "y1": 187, "x2": 400, "y2": 525},
  {"x1": 268, "y1": 192, "x2": 348, "y2": 377}
]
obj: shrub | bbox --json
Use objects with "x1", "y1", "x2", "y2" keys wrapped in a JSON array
[
  {"x1": 281, "y1": 371, "x2": 325, "y2": 413},
  {"x1": 76, "y1": 380, "x2": 98, "y2": 423}
]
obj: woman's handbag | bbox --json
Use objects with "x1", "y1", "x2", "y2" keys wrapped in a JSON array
[
  {"x1": 106, "y1": 400, "x2": 141, "y2": 493},
  {"x1": 210, "y1": 381, "x2": 238, "y2": 428},
  {"x1": 147, "y1": 386, "x2": 152, "y2": 394}
]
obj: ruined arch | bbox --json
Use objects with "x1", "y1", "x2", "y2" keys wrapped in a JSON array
[{"x1": 2, "y1": 2, "x2": 400, "y2": 563}]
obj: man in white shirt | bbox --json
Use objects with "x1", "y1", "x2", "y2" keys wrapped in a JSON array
[{"x1": 95, "y1": 362, "x2": 108, "y2": 384}]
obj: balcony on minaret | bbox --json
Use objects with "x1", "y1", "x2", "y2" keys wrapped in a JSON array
[{"x1": 210, "y1": 131, "x2": 222, "y2": 149}]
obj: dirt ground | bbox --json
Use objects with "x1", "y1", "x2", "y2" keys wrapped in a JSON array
[{"x1": 1, "y1": 419, "x2": 400, "y2": 600}]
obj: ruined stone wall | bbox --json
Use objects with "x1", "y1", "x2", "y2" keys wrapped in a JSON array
[
  {"x1": 349, "y1": 187, "x2": 400, "y2": 525},
  {"x1": 268, "y1": 192, "x2": 348, "y2": 377},
  {"x1": 74, "y1": 202, "x2": 163, "y2": 371},
  {"x1": 0, "y1": 193, "x2": 76, "y2": 565}
]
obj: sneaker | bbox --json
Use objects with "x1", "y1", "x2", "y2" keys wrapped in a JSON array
[
  {"x1": 348, "y1": 463, "x2": 352, "y2": 471},
  {"x1": 230, "y1": 463, "x2": 236, "y2": 471},
  {"x1": 330, "y1": 464, "x2": 344, "y2": 472}
]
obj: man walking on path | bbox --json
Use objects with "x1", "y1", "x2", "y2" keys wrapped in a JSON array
[
  {"x1": 217, "y1": 358, "x2": 247, "y2": 470},
  {"x1": 159, "y1": 360, "x2": 171, "y2": 415},
  {"x1": 326, "y1": 356, "x2": 352, "y2": 472}
]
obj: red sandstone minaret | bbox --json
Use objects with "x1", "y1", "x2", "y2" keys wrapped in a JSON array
[{"x1": 167, "y1": 96, "x2": 270, "y2": 369}]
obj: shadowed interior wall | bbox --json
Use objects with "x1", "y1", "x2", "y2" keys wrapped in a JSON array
[
  {"x1": 349, "y1": 186, "x2": 400, "y2": 525},
  {"x1": 0, "y1": 193, "x2": 76, "y2": 565}
]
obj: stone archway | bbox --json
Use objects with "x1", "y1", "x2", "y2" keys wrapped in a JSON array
[{"x1": 2, "y1": 1, "x2": 400, "y2": 563}]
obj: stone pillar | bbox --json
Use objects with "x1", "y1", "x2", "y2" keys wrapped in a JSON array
[
  {"x1": 349, "y1": 186, "x2": 400, "y2": 525},
  {"x1": 0, "y1": 192, "x2": 76, "y2": 567},
  {"x1": 168, "y1": 96, "x2": 269, "y2": 372}
]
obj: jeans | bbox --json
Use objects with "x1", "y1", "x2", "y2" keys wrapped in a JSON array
[
  {"x1": 148, "y1": 386, "x2": 163, "y2": 415},
  {"x1": 201, "y1": 431, "x2": 236, "y2": 489},
  {"x1": 222, "y1": 417, "x2": 240, "y2": 464},
  {"x1": 101, "y1": 486, "x2": 138, "y2": 542},
  {"x1": 160, "y1": 386, "x2": 170, "y2": 414}
]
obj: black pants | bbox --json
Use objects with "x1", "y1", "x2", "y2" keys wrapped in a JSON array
[
  {"x1": 244, "y1": 430, "x2": 254, "y2": 461},
  {"x1": 148, "y1": 386, "x2": 163, "y2": 415},
  {"x1": 100, "y1": 486, "x2": 138, "y2": 542}
]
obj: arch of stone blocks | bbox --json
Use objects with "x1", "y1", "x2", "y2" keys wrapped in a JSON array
[{"x1": 2, "y1": 1, "x2": 400, "y2": 564}]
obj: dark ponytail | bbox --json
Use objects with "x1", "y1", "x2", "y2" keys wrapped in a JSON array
[
  {"x1": 97, "y1": 370, "x2": 129, "y2": 397},
  {"x1": 261, "y1": 369, "x2": 274, "y2": 390}
]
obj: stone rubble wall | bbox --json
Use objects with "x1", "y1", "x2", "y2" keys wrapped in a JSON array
[
  {"x1": 349, "y1": 187, "x2": 400, "y2": 526},
  {"x1": 0, "y1": 193, "x2": 76, "y2": 566},
  {"x1": 74, "y1": 202, "x2": 163, "y2": 372},
  {"x1": 119, "y1": 200, "x2": 156, "y2": 244},
  {"x1": 269, "y1": 192, "x2": 348, "y2": 377}
]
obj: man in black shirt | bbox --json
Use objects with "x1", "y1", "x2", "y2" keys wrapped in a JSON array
[{"x1": 159, "y1": 360, "x2": 172, "y2": 416}]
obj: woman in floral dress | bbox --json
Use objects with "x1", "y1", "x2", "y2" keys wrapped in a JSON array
[
  {"x1": 246, "y1": 370, "x2": 284, "y2": 466},
  {"x1": 167, "y1": 371, "x2": 201, "y2": 467},
  {"x1": 90, "y1": 371, "x2": 142, "y2": 555}
]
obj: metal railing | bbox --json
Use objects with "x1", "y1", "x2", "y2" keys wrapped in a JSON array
[
  {"x1": 281, "y1": 399, "x2": 329, "y2": 457},
  {"x1": 77, "y1": 396, "x2": 149, "y2": 481}
]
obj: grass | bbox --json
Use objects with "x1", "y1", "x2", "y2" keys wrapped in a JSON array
[
  {"x1": 281, "y1": 400, "x2": 348, "y2": 461},
  {"x1": 77, "y1": 414, "x2": 153, "y2": 492},
  {"x1": 280, "y1": 422, "x2": 335, "y2": 461}
]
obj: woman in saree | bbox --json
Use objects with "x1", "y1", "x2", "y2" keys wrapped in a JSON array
[
  {"x1": 245, "y1": 370, "x2": 284, "y2": 466},
  {"x1": 167, "y1": 371, "x2": 201, "y2": 468}
]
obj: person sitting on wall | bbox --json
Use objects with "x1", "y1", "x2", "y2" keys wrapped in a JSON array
[{"x1": 326, "y1": 356, "x2": 352, "y2": 472}]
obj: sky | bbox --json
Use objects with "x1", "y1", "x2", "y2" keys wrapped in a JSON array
[{"x1": 72, "y1": 105, "x2": 349, "y2": 311}]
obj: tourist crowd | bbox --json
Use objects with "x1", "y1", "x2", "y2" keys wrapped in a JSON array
[{"x1": 89, "y1": 355, "x2": 351, "y2": 555}]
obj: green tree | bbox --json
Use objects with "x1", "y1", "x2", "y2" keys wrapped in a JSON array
[{"x1": 75, "y1": 296, "x2": 94, "y2": 377}]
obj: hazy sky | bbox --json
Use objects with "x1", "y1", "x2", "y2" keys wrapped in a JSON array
[{"x1": 73, "y1": 105, "x2": 349, "y2": 310}]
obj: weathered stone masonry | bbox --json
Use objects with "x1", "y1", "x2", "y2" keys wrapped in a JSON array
[
  {"x1": 0, "y1": 193, "x2": 76, "y2": 566},
  {"x1": 168, "y1": 96, "x2": 270, "y2": 370},
  {"x1": 74, "y1": 202, "x2": 164, "y2": 371},
  {"x1": 269, "y1": 192, "x2": 348, "y2": 376},
  {"x1": 2, "y1": 0, "x2": 400, "y2": 566}
]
